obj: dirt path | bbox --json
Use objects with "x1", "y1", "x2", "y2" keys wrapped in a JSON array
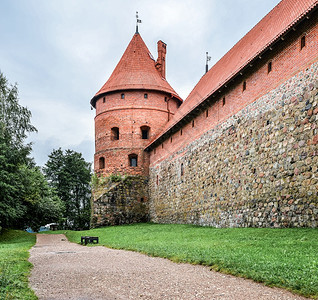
[{"x1": 29, "y1": 234, "x2": 306, "y2": 300}]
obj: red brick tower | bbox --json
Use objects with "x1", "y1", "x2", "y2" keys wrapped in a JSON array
[{"x1": 90, "y1": 32, "x2": 182, "y2": 177}]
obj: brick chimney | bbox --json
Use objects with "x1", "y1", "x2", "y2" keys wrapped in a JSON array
[{"x1": 155, "y1": 40, "x2": 166, "y2": 79}]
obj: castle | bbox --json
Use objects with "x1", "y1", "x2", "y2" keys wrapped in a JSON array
[{"x1": 91, "y1": 0, "x2": 318, "y2": 228}]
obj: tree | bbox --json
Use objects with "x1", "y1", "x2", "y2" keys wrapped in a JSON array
[
  {"x1": 44, "y1": 148, "x2": 92, "y2": 230},
  {"x1": 0, "y1": 71, "x2": 63, "y2": 230}
]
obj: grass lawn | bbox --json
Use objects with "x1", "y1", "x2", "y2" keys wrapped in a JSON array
[
  {"x1": 51, "y1": 223, "x2": 318, "y2": 298},
  {"x1": 0, "y1": 229, "x2": 37, "y2": 300}
]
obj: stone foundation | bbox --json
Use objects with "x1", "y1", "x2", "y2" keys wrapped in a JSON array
[
  {"x1": 149, "y1": 62, "x2": 318, "y2": 228},
  {"x1": 91, "y1": 175, "x2": 149, "y2": 227}
]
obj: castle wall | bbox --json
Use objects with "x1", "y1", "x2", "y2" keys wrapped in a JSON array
[
  {"x1": 91, "y1": 175, "x2": 149, "y2": 227},
  {"x1": 148, "y1": 19, "x2": 318, "y2": 228}
]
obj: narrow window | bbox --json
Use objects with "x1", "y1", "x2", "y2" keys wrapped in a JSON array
[
  {"x1": 222, "y1": 97, "x2": 226, "y2": 106},
  {"x1": 154, "y1": 148, "x2": 156, "y2": 155},
  {"x1": 206, "y1": 109, "x2": 209, "y2": 118},
  {"x1": 243, "y1": 81, "x2": 246, "y2": 92},
  {"x1": 140, "y1": 126, "x2": 150, "y2": 139},
  {"x1": 111, "y1": 127, "x2": 119, "y2": 140},
  {"x1": 129, "y1": 154, "x2": 138, "y2": 167},
  {"x1": 161, "y1": 143, "x2": 164, "y2": 149},
  {"x1": 156, "y1": 175, "x2": 159, "y2": 185},
  {"x1": 103, "y1": 97, "x2": 105, "y2": 103},
  {"x1": 180, "y1": 129, "x2": 183, "y2": 136},
  {"x1": 181, "y1": 163, "x2": 184, "y2": 176},
  {"x1": 192, "y1": 120, "x2": 194, "y2": 127},
  {"x1": 164, "y1": 97, "x2": 168, "y2": 102},
  {"x1": 170, "y1": 137, "x2": 173, "y2": 143},
  {"x1": 121, "y1": 93, "x2": 125, "y2": 99},
  {"x1": 144, "y1": 93, "x2": 148, "y2": 99},
  {"x1": 301, "y1": 35, "x2": 306, "y2": 50},
  {"x1": 99, "y1": 157, "x2": 105, "y2": 169},
  {"x1": 140, "y1": 197, "x2": 144, "y2": 203},
  {"x1": 268, "y1": 61, "x2": 272, "y2": 73}
]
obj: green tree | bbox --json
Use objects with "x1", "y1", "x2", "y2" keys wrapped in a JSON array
[
  {"x1": 44, "y1": 148, "x2": 92, "y2": 230},
  {"x1": 0, "y1": 71, "x2": 63, "y2": 230}
]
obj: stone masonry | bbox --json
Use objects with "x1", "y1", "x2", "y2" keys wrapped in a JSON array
[{"x1": 149, "y1": 61, "x2": 318, "y2": 228}]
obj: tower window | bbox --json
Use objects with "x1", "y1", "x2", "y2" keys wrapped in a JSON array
[
  {"x1": 156, "y1": 175, "x2": 159, "y2": 185},
  {"x1": 268, "y1": 61, "x2": 272, "y2": 73},
  {"x1": 181, "y1": 163, "x2": 184, "y2": 176},
  {"x1": 301, "y1": 35, "x2": 306, "y2": 50},
  {"x1": 243, "y1": 81, "x2": 246, "y2": 91},
  {"x1": 140, "y1": 126, "x2": 150, "y2": 139},
  {"x1": 170, "y1": 137, "x2": 173, "y2": 143},
  {"x1": 111, "y1": 127, "x2": 119, "y2": 140},
  {"x1": 129, "y1": 154, "x2": 138, "y2": 167},
  {"x1": 121, "y1": 93, "x2": 125, "y2": 99},
  {"x1": 144, "y1": 93, "x2": 148, "y2": 99},
  {"x1": 154, "y1": 148, "x2": 156, "y2": 155},
  {"x1": 99, "y1": 157, "x2": 105, "y2": 169},
  {"x1": 222, "y1": 97, "x2": 226, "y2": 106},
  {"x1": 180, "y1": 129, "x2": 183, "y2": 136},
  {"x1": 192, "y1": 120, "x2": 195, "y2": 127},
  {"x1": 206, "y1": 109, "x2": 209, "y2": 118},
  {"x1": 103, "y1": 97, "x2": 105, "y2": 103}
]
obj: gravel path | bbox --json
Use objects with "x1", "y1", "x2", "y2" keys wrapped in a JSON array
[{"x1": 29, "y1": 234, "x2": 307, "y2": 300}]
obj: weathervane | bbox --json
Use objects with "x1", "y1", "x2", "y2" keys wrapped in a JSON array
[
  {"x1": 136, "y1": 11, "x2": 142, "y2": 34},
  {"x1": 206, "y1": 52, "x2": 211, "y2": 74}
]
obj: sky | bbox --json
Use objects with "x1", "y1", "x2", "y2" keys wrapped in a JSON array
[{"x1": 0, "y1": 0, "x2": 281, "y2": 167}]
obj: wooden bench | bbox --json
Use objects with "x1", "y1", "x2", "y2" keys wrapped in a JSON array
[{"x1": 81, "y1": 236, "x2": 99, "y2": 245}]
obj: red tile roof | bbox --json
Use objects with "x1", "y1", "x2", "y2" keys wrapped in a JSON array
[
  {"x1": 147, "y1": 0, "x2": 318, "y2": 149},
  {"x1": 91, "y1": 33, "x2": 182, "y2": 107}
]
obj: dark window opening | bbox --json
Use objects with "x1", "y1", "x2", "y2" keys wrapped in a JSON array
[
  {"x1": 99, "y1": 157, "x2": 105, "y2": 169},
  {"x1": 144, "y1": 93, "x2": 148, "y2": 99},
  {"x1": 156, "y1": 175, "x2": 159, "y2": 185},
  {"x1": 181, "y1": 163, "x2": 184, "y2": 176},
  {"x1": 170, "y1": 137, "x2": 173, "y2": 143},
  {"x1": 180, "y1": 129, "x2": 183, "y2": 136},
  {"x1": 243, "y1": 81, "x2": 246, "y2": 91},
  {"x1": 129, "y1": 154, "x2": 138, "y2": 167},
  {"x1": 103, "y1": 97, "x2": 105, "y2": 103},
  {"x1": 164, "y1": 97, "x2": 168, "y2": 102},
  {"x1": 140, "y1": 197, "x2": 144, "y2": 203},
  {"x1": 121, "y1": 93, "x2": 125, "y2": 99},
  {"x1": 111, "y1": 127, "x2": 119, "y2": 140},
  {"x1": 301, "y1": 35, "x2": 306, "y2": 49},
  {"x1": 206, "y1": 109, "x2": 209, "y2": 118},
  {"x1": 141, "y1": 126, "x2": 150, "y2": 139},
  {"x1": 154, "y1": 148, "x2": 156, "y2": 155},
  {"x1": 192, "y1": 120, "x2": 195, "y2": 127},
  {"x1": 162, "y1": 143, "x2": 164, "y2": 149},
  {"x1": 268, "y1": 61, "x2": 272, "y2": 73},
  {"x1": 222, "y1": 97, "x2": 226, "y2": 106}
]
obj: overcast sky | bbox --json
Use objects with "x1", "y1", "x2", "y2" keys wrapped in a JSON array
[{"x1": 0, "y1": 0, "x2": 280, "y2": 167}]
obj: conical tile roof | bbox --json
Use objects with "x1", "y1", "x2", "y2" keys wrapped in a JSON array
[{"x1": 91, "y1": 33, "x2": 182, "y2": 107}]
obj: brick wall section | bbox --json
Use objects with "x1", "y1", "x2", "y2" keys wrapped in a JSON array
[
  {"x1": 149, "y1": 60, "x2": 318, "y2": 227},
  {"x1": 150, "y1": 16, "x2": 318, "y2": 166},
  {"x1": 94, "y1": 90, "x2": 180, "y2": 176}
]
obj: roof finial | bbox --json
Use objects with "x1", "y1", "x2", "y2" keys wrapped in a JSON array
[
  {"x1": 136, "y1": 11, "x2": 142, "y2": 34},
  {"x1": 206, "y1": 52, "x2": 211, "y2": 74}
]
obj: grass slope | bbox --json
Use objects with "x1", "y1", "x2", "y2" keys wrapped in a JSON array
[
  {"x1": 0, "y1": 230, "x2": 37, "y2": 300},
  {"x1": 55, "y1": 223, "x2": 318, "y2": 298}
]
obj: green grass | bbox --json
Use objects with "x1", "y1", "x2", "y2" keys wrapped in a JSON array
[
  {"x1": 0, "y1": 229, "x2": 37, "y2": 300},
  {"x1": 52, "y1": 223, "x2": 318, "y2": 298}
]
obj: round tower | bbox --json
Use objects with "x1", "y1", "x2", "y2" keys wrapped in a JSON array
[{"x1": 90, "y1": 32, "x2": 182, "y2": 177}]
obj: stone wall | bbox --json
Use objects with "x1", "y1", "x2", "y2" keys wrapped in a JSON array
[
  {"x1": 91, "y1": 175, "x2": 149, "y2": 227},
  {"x1": 149, "y1": 61, "x2": 318, "y2": 228}
]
